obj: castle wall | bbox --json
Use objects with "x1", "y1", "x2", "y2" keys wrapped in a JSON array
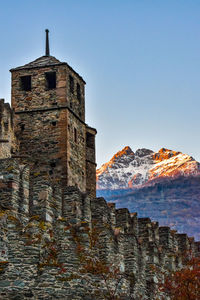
[
  {"x1": 0, "y1": 159, "x2": 29, "y2": 217},
  {"x1": 13, "y1": 108, "x2": 87, "y2": 192},
  {"x1": 0, "y1": 168, "x2": 199, "y2": 299},
  {"x1": 14, "y1": 109, "x2": 68, "y2": 182}
]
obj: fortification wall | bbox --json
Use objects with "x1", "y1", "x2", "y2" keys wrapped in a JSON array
[
  {"x1": 0, "y1": 159, "x2": 199, "y2": 299},
  {"x1": 14, "y1": 107, "x2": 87, "y2": 192}
]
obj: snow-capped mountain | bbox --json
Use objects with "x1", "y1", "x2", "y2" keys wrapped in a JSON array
[
  {"x1": 97, "y1": 146, "x2": 200, "y2": 190},
  {"x1": 97, "y1": 146, "x2": 200, "y2": 240}
]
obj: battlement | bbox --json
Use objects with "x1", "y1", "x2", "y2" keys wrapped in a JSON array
[
  {"x1": 0, "y1": 159, "x2": 29, "y2": 217},
  {"x1": 0, "y1": 173, "x2": 199, "y2": 299}
]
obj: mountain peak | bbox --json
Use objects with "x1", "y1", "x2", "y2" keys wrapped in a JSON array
[
  {"x1": 115, "y1": 146, "x2": 134, "y2": 157},
  {"x1": 107, "y1": 146, "x2": 135, "y2": 165},
  {"x1": 97, "y1": 147, "x2": 200, "y2": 190},
  {"x1": 135, "y1": 148, "x2": 153, "y2": 157},
  {"x1": 153, "y1": 148, "x2": 181, "y2": 161}
]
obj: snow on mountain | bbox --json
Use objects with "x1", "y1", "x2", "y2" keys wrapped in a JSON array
[{"x1": 96, "y1": 147, "x2": 200, "y2": 190}]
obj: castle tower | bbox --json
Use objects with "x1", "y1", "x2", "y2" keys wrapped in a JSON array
[{"x1": 10, "y1": 30, "x2": 96, "y2": 196}]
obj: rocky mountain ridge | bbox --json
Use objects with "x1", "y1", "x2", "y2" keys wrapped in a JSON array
[
  {"x1": 97, "y1": 146, "x2": 200, "y2": 190},
  {"x1": 97, "y1": 146, "x2": 200, "y2": 240}
]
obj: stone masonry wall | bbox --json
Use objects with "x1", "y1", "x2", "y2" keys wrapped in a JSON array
[
  {"x1": 13, "y1": 103, "x2": 87, "y2": 192},
  {"x1": 66, "y1": 66, "x2": 85, "y2": 123},
  {"x1": 0, "y1": 159, "x2": 199, "y2": 300},
  {"x1": 11, "y1": 65, "x2": 67, "y2": 111},
  {"x1": 86, "y1": 126, "x2": 96, "y2": 197},
  {"x1": 0, "y1": 99, "x2": 18, "y2": 159},
  {"x1": 67, "y1": 110, "x2": 86, "y2": 191},
  {"x1": 14, "y1": 109, "x2": 69, "y2": 183}
]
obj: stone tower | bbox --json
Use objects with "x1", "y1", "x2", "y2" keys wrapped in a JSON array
[
  {"x1": 10, "y1": 30, "x2": 96, "y2": 196},
  {"x1": 0, "y1": 99, "x2": 18, "y2": 159}
]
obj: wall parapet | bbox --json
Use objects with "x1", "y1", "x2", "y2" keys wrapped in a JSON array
[{"x1": 0, "y1": 162, "x2": 199, "y2": 299}]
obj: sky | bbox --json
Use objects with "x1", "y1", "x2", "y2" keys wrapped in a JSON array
[{"x1": 0, "y1": 0, "x2": 200, "y2": 167}]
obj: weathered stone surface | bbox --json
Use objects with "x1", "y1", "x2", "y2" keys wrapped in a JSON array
[
  {"x1": 0, "y1": 99, "x2": 18, "y2": 159},
  {"x1": 0, "y1": 180, "x2": 199, "y2": 299}
]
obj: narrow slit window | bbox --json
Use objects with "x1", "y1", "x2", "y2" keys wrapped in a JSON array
[
  {"x1": 74, "y1": 128, "x2": 77, "y2": 143},
  {"x1": 77, "y1": 83, "x2": 81, "y2": 101},
  {"x1": 20, "y1": 124, "x2": 25, "y2": 132},
  {"x1": 50, "y1": 162, "x2": 56, "y2": 168},
  {"x1": 52, "y1": 121, "x2": 57, "y2": 126},
  {"x1": 4, "y1": 122, "x2": 8, "y2": 132},
  {"x1": 20, "y1": 76, "x2": 31, "y2": 91},
  {"x1": 45, "y1": 72, "x2": 56, "y2": 89},
  {"x1": 69, "y1": 75, "x2": 74, "y2": 94}
]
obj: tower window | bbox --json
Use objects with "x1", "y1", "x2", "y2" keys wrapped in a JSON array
[
  {"x1": 52, "y1": 121, "x2": 57, "y2": 126},
  {"x1": 50, "y1": 162, "x2": 56, "y2": 168},
  {"x1": 20, "y1": 76, "x2": 31, "y2": 91},
  {"x1": 77, "y1": 83, "x2": 81, "y2": 101},
  {"x1": 69, "y1": 75, "x2": 74, "y2": 94},
  {"x1": 20, "y1": 124, "x2": 25, "y2": 132},
  {"x1": 74, "y1": 128, "x2": 77, "y2": 143},
  {"x1": 4, "y1": 122, "x2": 8, "y2": 132},
  {"x1": 45, "y1": 72, "x2": 56, "y2": 89}
]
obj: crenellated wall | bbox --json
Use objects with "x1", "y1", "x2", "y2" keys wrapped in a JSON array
[{"x1": 0, "y1": 159, "x2": 199, "y2": 299}]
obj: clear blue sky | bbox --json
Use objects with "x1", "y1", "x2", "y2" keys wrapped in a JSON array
[{"x1": 0, "y1": 0, "x2": 200, "y2": 167}]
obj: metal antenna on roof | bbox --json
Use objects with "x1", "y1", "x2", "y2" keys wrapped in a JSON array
[{"x1": 45, "y1": 29, "x2": 50, "y2": 56}]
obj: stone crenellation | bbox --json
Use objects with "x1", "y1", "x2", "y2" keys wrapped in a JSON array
[
  {"x1": 0, "y1": 160, "x2": 199, "y2": 299},
  {"x1": 0, "y1": 32, "x2": 199, "y2": 299}
]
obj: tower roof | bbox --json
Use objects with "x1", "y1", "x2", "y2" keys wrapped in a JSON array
[
  {"x1": 10, "y1": 55, "x2": 86, "y2": 83},
  {"x1": 10, "y1": 55, "x2": 62, "y2": 71}
]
